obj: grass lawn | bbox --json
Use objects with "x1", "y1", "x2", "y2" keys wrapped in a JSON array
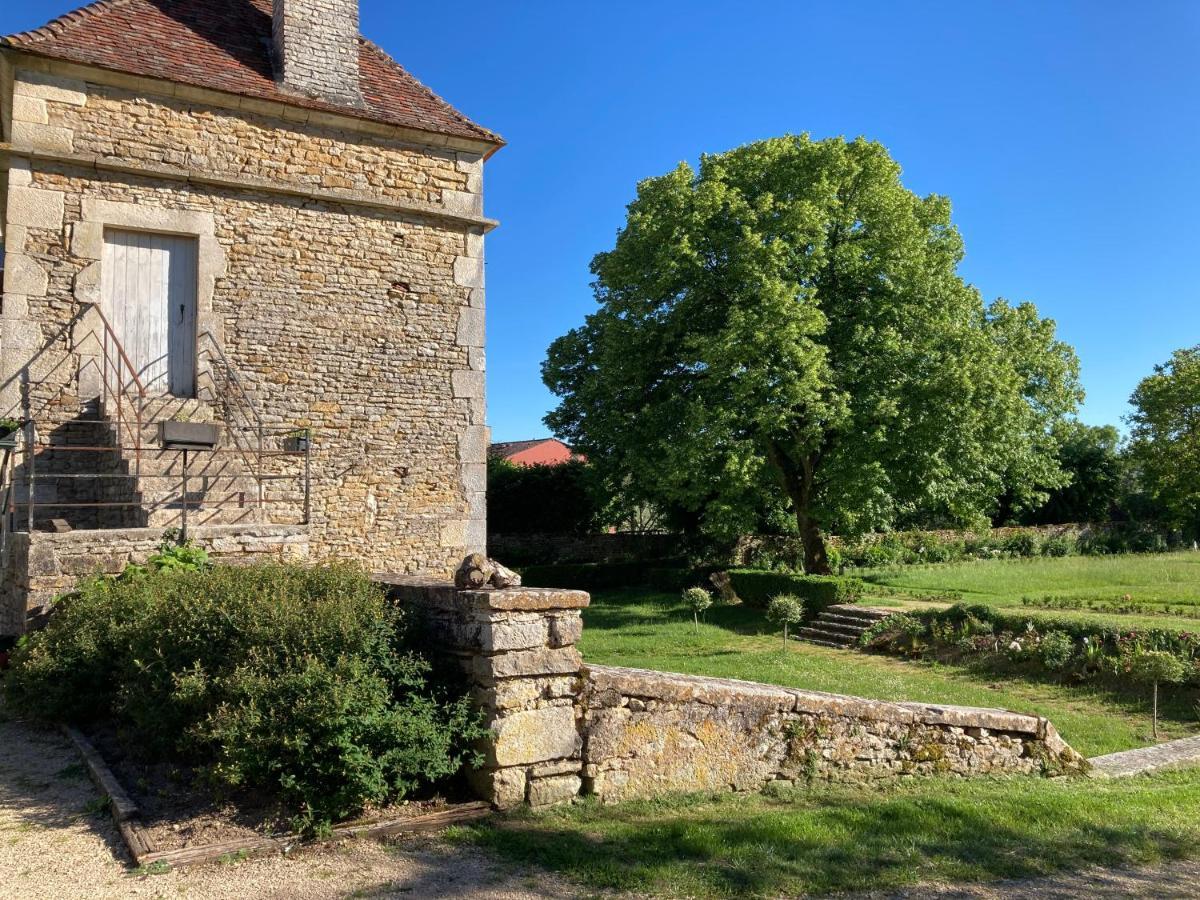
[
  {"x1": 862, "y1": 552, "x2": 1200, "y2": 629},
  {"x1": 458, "y1": 770, "x2": 1200, "y2": 897},
  {"x1": 578, "y1": 589, "x2": 1200, "y2": 758},
  {"x1": 455, "y1": 556, "x2": 1200, "y2": 897}
]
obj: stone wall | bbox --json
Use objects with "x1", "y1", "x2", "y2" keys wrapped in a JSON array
[
  {"x1": 0, "y1": 524, "x2": 310, "y2": 633},
  {"x1": 2, "y1": 64, "x2": 490, "y2": 575},
  {"x1": 581, "y1": 665, "x2": 1087, "y2": 803},
  {"x1": 381, "y1": 577, "x2": 589, "y2": 809},
  {"x1": 380, "y1": 580, "x2": 1087, "y2": 812}
]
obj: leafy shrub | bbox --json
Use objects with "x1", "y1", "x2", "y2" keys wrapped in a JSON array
[
  {"x1": 4, "y1": 564, "x2": 484, "y2": 832},
  {"x1": 120, "y1": 532, "x2": 210, "y2": 580},
  {"x1": 1039, "y1": 631, "x2": 1075, "y2": 671},
  {"x1": 863, "y1": 603, "x2": 1200, "y2": 690},
  {"x1": 766, "y1": 594, "x2": 805, "y2": 644},
  {"x1": 1001, "y1": 530, "x2": 1042, "y2": 558},
  {"x1": 727, "y1": 570, "x2": 864, "y2": 619},
  {"x1": 487, "y1": 457, "x2": 600, "y2": 536},
  {"x1": 1042, "y1": 536, "x2": 1073, "y2": 557}
]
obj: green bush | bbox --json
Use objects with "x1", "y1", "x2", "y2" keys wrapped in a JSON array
[
  {"x1": 863, "y1": 603, "x2": 1200, "y2": 689},
  {"x1": 727, "y1": 570, "x2": 863, "y2": 619},
  {"x1": 4, "y1": 564, "x2": 484, "y2": 832},
  {"x1": 1039, "y1": 631, "x2": 1075, "y2": 671}
]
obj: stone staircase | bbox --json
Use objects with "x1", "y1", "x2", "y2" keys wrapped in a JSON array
[
  {"x1": 797, "y1": 604, "x2": 898, "y2": 649},
  {"x1": 103, "y1": 394, "x2": 263, "y2": 528}
]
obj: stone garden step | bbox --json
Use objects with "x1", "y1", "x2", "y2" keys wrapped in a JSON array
[
  {"x1": 797, "y1": 627, "x2": 857, "y2": 646},
  {"x1": 796, "y1": 604, "x2": 899, "y2": 649},
  {"x1": 1088, "y1": 735, "x2": 1200, "y2": 778}
]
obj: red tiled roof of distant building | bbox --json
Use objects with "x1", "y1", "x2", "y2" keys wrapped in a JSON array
[
  {"x1": 490, "y1": 439, "x2": 583, "y2": 467},
  {"x1": 2, "y1": 0, "x2": 502, "y2": 147}
]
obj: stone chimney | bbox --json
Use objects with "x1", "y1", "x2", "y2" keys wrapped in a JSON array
[{"x1": 272, "y1": 0, "x2": 364, "y2": 107}]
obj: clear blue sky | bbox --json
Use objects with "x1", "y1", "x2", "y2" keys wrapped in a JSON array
[{"x1": 6, "y1": 1, "x2": 1199, "y2": 442}]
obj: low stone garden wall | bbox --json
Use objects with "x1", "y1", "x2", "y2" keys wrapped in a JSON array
[
  {"x1": 383, "y1": 579, "x2": 1087, "y2": 810},
  {"x1": 0, "y1": 524, "x2": 310, "y2": 634},
  {"x1": 380, "y1": 577, "x2": 590, "y2": 809},
  {"x1": 581, "y1": 665, "x2": 1086, "y2": 803}
]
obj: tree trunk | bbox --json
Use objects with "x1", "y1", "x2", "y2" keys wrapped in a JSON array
[
  {"x1": 1153, "y1": 681, "x2": 1160, "y2": 740},
  {"x1": 765, "y1": 439, "x2": 832, "y2": 576},
  {"x1": 798, "y1": 514, "x2": 832, "y2": 575},
  {"x1": 783, "y1": 622, "x2": 789, "y2": 646}
]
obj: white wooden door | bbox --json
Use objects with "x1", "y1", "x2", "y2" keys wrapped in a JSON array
[{"x1": 101, "y1": 230, "x2": 199, "y2": 396}]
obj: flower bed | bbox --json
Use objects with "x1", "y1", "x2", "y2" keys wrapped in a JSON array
[{"x1": 862, "y1": 603, "x2": 1200, "y2": 687}]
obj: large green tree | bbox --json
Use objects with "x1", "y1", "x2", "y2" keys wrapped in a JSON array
[
  {"x1": 1127, "y1": 346, "x2": 1200, "y2": 535},
  {"x1": 1013, "y1": 422, "x2": 1124, "y2": 526},
  {"x1": 543, "y1": 136, "x2": 1082, "y2": 572}
]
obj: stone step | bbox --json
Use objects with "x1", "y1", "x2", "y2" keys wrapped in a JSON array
[
  {"x1": 798, "y1": 606, "x2": 899, "y2": 649},
  {"x1": 827, "y1": 604, "x2": 896, "y2": 619},
  {"x1": 798, "y1": 637, "x2": 847, "y2": 649},
  {"x1": 797, "y1": 627, "x2": 857, "y2": 646},
  {"x1": 818, "y1": 612, "x2": 886, "y2": 629},
  {"x1": 806, "y1": 620, "x2": 865, "y2": 638}
]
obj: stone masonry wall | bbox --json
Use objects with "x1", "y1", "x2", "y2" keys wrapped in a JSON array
[
  {"x1": 381, "y1": 577, "x2": 590, "y2": 809},
  {"x1": 379, "y1": 581, "x2": 1086, "y2": 812},
  {"x1": 2, "y1": 68, "x2": 489, "y2": 575},
  {"x1": 0, "y1": 524, "x2": 310, "y2": 634},
  {"x1": 581, "y1": 665, "x2": 1087, "y2": 803},
  {"x1": 40, "y1": 79, "x2": 478, "y2": 209}
]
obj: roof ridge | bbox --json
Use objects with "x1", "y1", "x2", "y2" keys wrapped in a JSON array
[
  {"x1": 359, "y1": 37, "x2": 502, "y2": 145},
  {"x1": 1, "y1": 0, "x2": 136, "y2": 47}
]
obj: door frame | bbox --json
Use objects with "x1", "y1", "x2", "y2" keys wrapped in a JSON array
[
  {"x1": 70, "y1": 199, "x2": 227, "y2": 402},
  {"x1": 101, "y1": 228, "x2": 200, "y2": 398}
]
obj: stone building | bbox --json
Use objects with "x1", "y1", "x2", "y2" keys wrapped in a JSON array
[{"x1": 0, "y1": 0, "x2": 503, "y2": 634}]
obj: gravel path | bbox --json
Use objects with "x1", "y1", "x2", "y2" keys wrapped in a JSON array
[{"x1": 0, "y1": 715, "x2": 575, "y2": 900}]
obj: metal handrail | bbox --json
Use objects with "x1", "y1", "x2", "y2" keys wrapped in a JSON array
[
  {"x1": 86, "y1": 302, "x2": 147, "y2": 481},
  {"x1": 198, "y1": 331, "x2": 266, "y2": 511},
  {"x1": 16, "y1": 310, "x2": 311, "y2": 532}
]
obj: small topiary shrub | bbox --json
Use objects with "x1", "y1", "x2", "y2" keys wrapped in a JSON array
[
  {"x1": 767, "y1": 594, "x2": 805, "y2": 646},
  {"x1": 4, "y1": 563, "x2": 485, "y2": 832},
  {"x1": 682, "y1": 587, "x2": 713, "y2": 632},
  {"x1": 1130, "y1": 651, "x2": 1189, "y2": 740}
]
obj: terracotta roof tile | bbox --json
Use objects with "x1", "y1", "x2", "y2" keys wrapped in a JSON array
[{"x1": 2, "y1": 0, "x2": 502, "y2": 146}]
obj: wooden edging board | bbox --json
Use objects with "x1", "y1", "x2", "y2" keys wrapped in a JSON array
[{"x1": 61, "y1": 726, "x2": 492, "y2": 870}]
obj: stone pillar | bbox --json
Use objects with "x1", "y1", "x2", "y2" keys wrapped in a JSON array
[{"x1": 381, "y1": 577, "x2": 589, "y2": 808}]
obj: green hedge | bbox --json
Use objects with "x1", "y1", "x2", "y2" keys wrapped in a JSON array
[
  {"x1": 727, "y1": 569, "x2": 864, "y2": 619},
  {"x1": 518, "y1": 562, "x2": 713, "y2": 593}
]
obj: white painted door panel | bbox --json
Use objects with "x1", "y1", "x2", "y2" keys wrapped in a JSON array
[{"x1": 101, "y1": 230, "x2": 198, "y2": 397}]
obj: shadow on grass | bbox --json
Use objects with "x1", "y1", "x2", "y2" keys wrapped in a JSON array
[
  {"x1": 461, "y1": 779, "x2": 1199, "y2": 897},
  {"x1": 583, "y1": 589, "x2": 769, "y2": 637}
]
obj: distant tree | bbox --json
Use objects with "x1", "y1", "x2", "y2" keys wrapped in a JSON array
[
  {"x1": 1126, "y1": 346, "x2": 1200, "y2": 537},
  {"x1": 1015, "y1": 422, "x2": 1124, "y2": 525},
  {"x1": 486, "y1": 457, "x2": 600, "y2": 535},
  {"x1": 544, "y1": 135, "x2": 1082, "y2": 573}
]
